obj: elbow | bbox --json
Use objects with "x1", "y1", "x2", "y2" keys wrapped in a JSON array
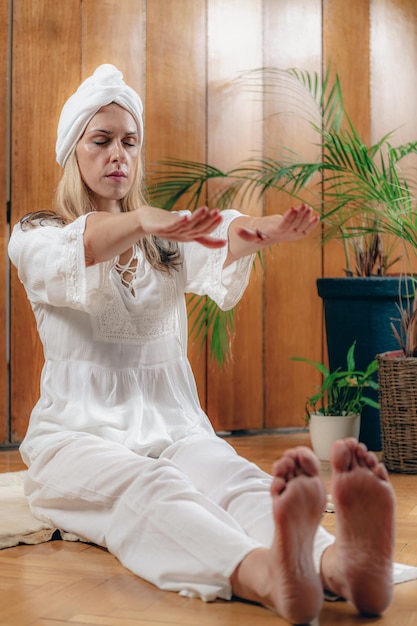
[{"x1": 83, "y1": 237, "x2": 99, "y2": 267}]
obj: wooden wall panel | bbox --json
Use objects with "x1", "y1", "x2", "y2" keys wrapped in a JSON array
[
  {"x1": 81, "y1": 0, "x2": 145, "y2": 91},
  {"x1": 206, "y1": 0, "x2": 264, "y2": 431},
  {"x1": 145, "y1": 0, "x2": 208, "y2": 405},
  {"x1": 263, "y1": 0, "x2": 322, "y2": 429},
  {"x1": 0, "y1": 0, "x2": 9, "y2": 443},
  {"x1": 371, "y1": 0, "x2": 417, "y2": 144},
  {"x1": 370, "y1": 0, "x2": 417, "y2": 274},
  {"x1": 10, "y1": 0, "x2": 80, "y2": 442},
  {"x1": 322, "y1": 0, "x2": 371, "y2": 278}
]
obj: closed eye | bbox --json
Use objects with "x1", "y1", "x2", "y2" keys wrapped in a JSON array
[{"x1": 86, "y1": 128, "x2": 139, "y2": 147}]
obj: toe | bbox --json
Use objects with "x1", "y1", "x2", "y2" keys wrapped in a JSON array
[{"x1": 330, "y1": 439, "x2": 352, "y2": 471}]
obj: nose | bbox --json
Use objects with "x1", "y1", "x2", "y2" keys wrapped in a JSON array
[{"x1": 110, "y1": 140, "x2": 127, "y2": 162}]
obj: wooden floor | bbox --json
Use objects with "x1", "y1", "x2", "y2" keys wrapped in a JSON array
[{"x1": 0, "y1": 431, "x2": 416, "y2": 626}]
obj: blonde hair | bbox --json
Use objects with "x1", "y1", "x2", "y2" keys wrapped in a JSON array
[{"x1": 21, "y1": 148, "x2": 180, "y2": 272}]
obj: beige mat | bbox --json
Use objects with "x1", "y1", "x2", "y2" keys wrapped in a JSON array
[
  {"x1": 0, "y1": 470, "x2": 82, "y2": 549},
  {"x1": 1, "y1": 471, "x2": 417, "y2": 586}
]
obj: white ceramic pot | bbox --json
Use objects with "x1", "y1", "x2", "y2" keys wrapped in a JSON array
[{"x1": 309, "y1": 413, "x2": 361, "y2": 461}]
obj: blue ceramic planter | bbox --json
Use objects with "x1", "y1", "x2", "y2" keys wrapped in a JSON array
[{"x1": 317, "y1": 276, "x2": 414, "y2": 451}]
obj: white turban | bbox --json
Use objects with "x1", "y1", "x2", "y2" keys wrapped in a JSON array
[{"x1": 56, "y1": 64, "x2": 144, "y2": 167}]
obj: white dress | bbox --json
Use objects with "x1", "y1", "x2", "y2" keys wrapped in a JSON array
[
  {"x1": 8, "y1": 210, "x2": 254, "y2": 463},
  {"x1": 8, "y1": 210, "x2": 334, "y2": 602}
]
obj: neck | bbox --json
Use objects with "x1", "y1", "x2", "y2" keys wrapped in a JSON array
[{"x1": 94, "y1": 199, "x2": 121, "y2": 213}]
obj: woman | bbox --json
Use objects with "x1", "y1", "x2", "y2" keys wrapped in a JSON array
[{"x1": 8, "y1": 64, "x2": 395, "y2": 624}]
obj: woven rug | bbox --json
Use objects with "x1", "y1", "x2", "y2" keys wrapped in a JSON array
[{"x1": 1, "y1": 470, "x2": 417, "y2": 585}]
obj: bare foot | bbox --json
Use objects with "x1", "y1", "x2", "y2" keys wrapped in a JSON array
[
  {"x1": 231, "y1": 446, "x2": 326, "y2": 624},
  {"x1": 321, "y1": 438, "x2": 395, "y2": 615}
]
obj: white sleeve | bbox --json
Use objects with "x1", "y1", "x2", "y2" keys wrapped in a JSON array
[
  {"x1": 8, "y1": 215, "x2": 115, "y2": 315},
  {"x1": 180, "y1": 209, "x2": 255, "y2": 311}
]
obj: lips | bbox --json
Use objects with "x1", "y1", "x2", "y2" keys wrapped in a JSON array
[
  {"x1": 107, "y1": 171, "x2": 127, "y2": 179},
  {"x1": 106, "y1": 171, "x2": 128, "y2": 184}
]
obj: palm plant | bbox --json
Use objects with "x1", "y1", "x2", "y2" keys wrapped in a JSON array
[{"x1": 147, "y1": 66, "x2": 417, "y2": 363}]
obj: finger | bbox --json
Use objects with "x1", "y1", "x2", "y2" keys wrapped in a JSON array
[
  {"x1": 194, "y1": 235, "x2": 227, "y2": 248},
  {"x1": 235, "y1": 226, "x2": 270, "y2": 242},
  {"x1": 296, "y1": 214, "x2": 320, "y2": 236},
  {"x1": 302, "y1": 214, "x2": 320, "y2": 234},
  {"x1": 282, "y1": 205, "x2": 309, "y2": 230},
  {"x1": 181, "y1": 214, "x2": 223, "y2": 237},
  {"x1": 282, "y1": 206, "x2": 318, "y2": 235},
  {"x1": 187, "y1": 206, "x2": 220, "y2": 227},
  {"x1": 158, "y1": 211, "x2": 221, "y2": 237}
]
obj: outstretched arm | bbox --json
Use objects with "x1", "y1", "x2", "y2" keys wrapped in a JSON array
[
  {"x1": 84, "y1": 205, "x2": 227, "y2": 266},
  {"x1": 224, "y1": 203, "x2": 319, "y2": 267},
  {"x1": 83, "y1": 202, "x2": 318, "y2": 268}
]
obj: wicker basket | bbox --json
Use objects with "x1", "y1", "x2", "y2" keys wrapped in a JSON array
[{"x1": 377, "y1": 350, "x2": 417, "y2": 473}]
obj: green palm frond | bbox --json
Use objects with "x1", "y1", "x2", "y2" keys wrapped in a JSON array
[
  {"x1": 147, "y1": 159, "x2": 229, "y2": 211},
  {"x1": 146, "y1": 65, "x2": 417, "y2": 364},
  {"x1": 187, "y1": 294, "x2": 235, "y2": 368}
]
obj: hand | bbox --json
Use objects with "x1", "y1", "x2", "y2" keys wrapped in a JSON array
[
  {"x1": 234, "y1": 204, "x2": 319, "y2": 246},
  {"x1": 139, "y1": 205, "x2": 227, "y2": 248}
]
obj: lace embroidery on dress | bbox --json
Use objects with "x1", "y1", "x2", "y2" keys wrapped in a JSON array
[
  {"x1": 62, "y1": 223, "x2": 85, "y2": 306},
  {"x1": 91, "y1": 266, "x2": 178, "y2": 344},
  {"x1": 204, "y1": 212, "x2": 253, "y2": 306},
  {"x1": 61, "y1": 216, "x2": 114, "y2": 313}
]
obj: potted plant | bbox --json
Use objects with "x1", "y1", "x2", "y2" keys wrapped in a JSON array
[
  {"x1": 147, "y1": 66, "x2": 417, "y2": 449},
  {"x1": 148, "y1": 66, "x2": 417, "y2": 276},
  {"x1": 293, "y1": 342, "x2": 380, "y2": 461}
]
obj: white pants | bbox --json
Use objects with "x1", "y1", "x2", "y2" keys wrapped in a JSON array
[{"x1": 24, "y1": 433, "x2": 335, "y2": 601}]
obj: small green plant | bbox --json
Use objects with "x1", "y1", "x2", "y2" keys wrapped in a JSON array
[{"x1": 292, "y1": 342, "x2": 380, "y2": 422}]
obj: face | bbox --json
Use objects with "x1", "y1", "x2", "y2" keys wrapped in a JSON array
[{"x1": 75, "y1": 103, "x2": 139, "y2": 212}]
